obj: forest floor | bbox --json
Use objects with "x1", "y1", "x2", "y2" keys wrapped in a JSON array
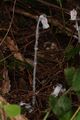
[{"x1": 0, "y1": 0, "x2": 80, "y2": 120}]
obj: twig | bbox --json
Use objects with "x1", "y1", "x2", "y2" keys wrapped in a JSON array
[
  {"x1": 70, "y1": 106, "x2": 80, "y2": 120},
  {"x1": 12, "y1": 9, "x2": 77, "y2": 37},
  {"x1": 0, "y1": 54, "x2": 12, "y2": 63},
  {"x1": 43, "y1": 111, "x2": 50, "y2": 120},
  {"x1": 37, "y1": 0, "x2": 69, "y2": 15},
  {"x1": 0, "y1": 0, "x2": 16, "y2": 46},
  {"x1": 12, "y1": 9, "x2": 37, "y2": 19},
  {"x1": 58, "y1": 0, "x2": 65, "y2": 29}
]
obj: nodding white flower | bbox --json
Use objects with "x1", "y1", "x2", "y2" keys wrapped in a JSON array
[
  {"x1": 51, "y1": 84, "x2": 62, "y2": 97},
  {"x1": 51, "y1": 84, "x2": 66, "y2": 97},
  {"x1": 20, "y1": 101, "x2": 26, "y2": 106},
  {"x1": 32, "y1": 14, "x2": 49, "y2": 106},
  {"x1": 70, "y1": 9, "x2": 77, "y2": 20},
  {"x1": 39, "y1": 14, "x2": 49, "y2": 29},
  {"x1": 20, "y1": 102, "x2": 33, "y2": 113}
]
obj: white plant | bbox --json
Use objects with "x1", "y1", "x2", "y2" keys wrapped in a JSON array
[
  {"x1": 51, "y1": 84, "x2": 66, "y2": 97},
  {"x1": 70, "y1": 9, "x2": 77, "y2": 21},
  {"x1": 32, "y1": 14, "x2": 49, "y2": 106},
  {"x1": 40, "y1": 14, "x2": 49, "y2": 29},
  {"x1": 70, "y1": 9, "x2": 80, "y2": 43},
  {"x1": 20, "y1": 101, "x2": 33, "y2": 113}
]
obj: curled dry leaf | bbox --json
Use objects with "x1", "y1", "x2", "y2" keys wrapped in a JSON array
[
  {"x1": 5, "y1": 37, "x2": 33, "y2": 66},
  {"x1": 1, "y1": 68, "x2": 11, "y2": 94},
  {"x1": 15, "y1": 115, "x2": 28, "y2": 120},
  {"x1": 1, "y1": 79, "x2": 11, "y2": 94},
  {"x1": 11, "y1": 115, "x2": 28, "y2": 120},
  {"x1": 6, "y1": 37, "x2": 24, "y2": 62},
  {"x1": 0, "y1": 96, "x2": 7, "y2": 120}
]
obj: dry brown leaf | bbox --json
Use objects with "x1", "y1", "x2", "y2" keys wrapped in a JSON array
[
  {"x1": 3, "y1": 68, "x2": 9, "y2": 80},
  {"x1": 1, "y1": 79, "x2": 10, "y2": 94},
  {"x1": 6, "y1": 37, "x2": 24, "y2": 62},
  {"x1": 15, "y1": 115, "x2": 28, "y2": 120},
  {"x1": 1, "y1": 68, "x2": 11, "y2": 94},
  {"x1": 5, "y1": 36, "x2": 33, "y2": 66},
  {"x1": 11, "y1": 115, "x2": 28, "y2": 120},
  {"x1": 0, "y1": 96, "x2": 7, "y2": 104},
  {"x1": 0, "y1": 96, "x2": 7, "y2": 120}
]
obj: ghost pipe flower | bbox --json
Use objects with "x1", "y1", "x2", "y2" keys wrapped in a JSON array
[
  {"x1": 70, "y1": 9, "x2": 80, "y2": 43},
  {"x1": 51, "y1": 84, "x2": 62, "y2": 97},
  {"x1": 51, "y1": 84, "x2": 66, "y2": 97},
  {"x1": 39, "y1": 14, "x2": 49, "y2": 29},
  {"x1": 70, "y1": 9, "x2": 77, "y2": 21},
  {"x1": 32, "y1": 14, "x2": 49, "y2": 106},
  {"x1": 70, "y1": 9, "x2": 80, "y2": 57}
]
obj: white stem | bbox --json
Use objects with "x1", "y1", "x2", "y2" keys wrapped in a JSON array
[
  {"x1": 32, "y1": 18, "x2": 40, "y2": 106},
  {"x1": 32, "y1": 14, "x2": 49, "y2": 106},
  {"x1": 76, "y1": 20, "x2": 80, "y2": 43},
  {"x1": 75, "y1": 20, "x2": 80, "y2": 55}
]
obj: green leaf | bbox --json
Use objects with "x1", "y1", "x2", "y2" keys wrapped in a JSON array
[
  {"x1": 59, "y1": 110, "x2": 72, "y2": 120},
  {"x1": 65, "y1": 45, "x2": 80, "y2": 60},
  {"x1": 4, "y1": 104, "x2": 21, "y2": 117},
  {"x1": 64, "y1": 67, "x2": 75, "y2": 86},
  {"x1": 49, "y1": 96, "x2": 61, "y2": 116},
  {"x1": 74, "y1": 111, "x2": 80, "y2": 120},
  {"x1": 49, "y1": 95, "x2": 72, "y2": 117},
  {"x1": 72, "y1": 69, "x2": 80, "y2": 91},
  {"x1": 49, "y1": 95, "x2": 58, "y2": 109},
  {"x1": 65, "y1": 68, "x2": 80, "y2": 92}
]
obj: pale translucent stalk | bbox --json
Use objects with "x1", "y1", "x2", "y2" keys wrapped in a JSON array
[
  {"x1": 75, "y1": 20, "x2": 80, "y2": 55},
  {"x1": 32, "y1": 18, "x2": 40, "y2": 106}
]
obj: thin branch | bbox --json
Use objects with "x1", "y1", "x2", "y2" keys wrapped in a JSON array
[
  {"x1": 37, "y1": 0, "x2": 69, "y2": 15},
  {"x1": 0, "y1": 0, "x2": 17, "y2": 46},
  {"x1": 70, "y1": 106, "x2": 80, "y2": 120},
  {"x1": 12, "y1": 9, "x2": 37, "y2": 19}
]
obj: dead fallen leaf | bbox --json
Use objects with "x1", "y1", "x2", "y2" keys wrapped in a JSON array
[
  {"x1": 5, "y1": 36, "x2": 33, "y2": 66},
  {"x1": 1, "y1": 68, "x2": 11, "y2": 94},
  {"x1": 11, "y1": 115, "x2": 28, "y2": 120},
  {"x1": 0, "y1": 96, "x2": 7, "y2": 120},
  {"x1": 1, "y1": 79, "x2": 11, "y2": 94},
  {"x1": 15, "y1": 115, "x2": 28, "y2": 120},
  {"x1": 6, "y1": 37, "x2": 24, "y2": 62}
]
